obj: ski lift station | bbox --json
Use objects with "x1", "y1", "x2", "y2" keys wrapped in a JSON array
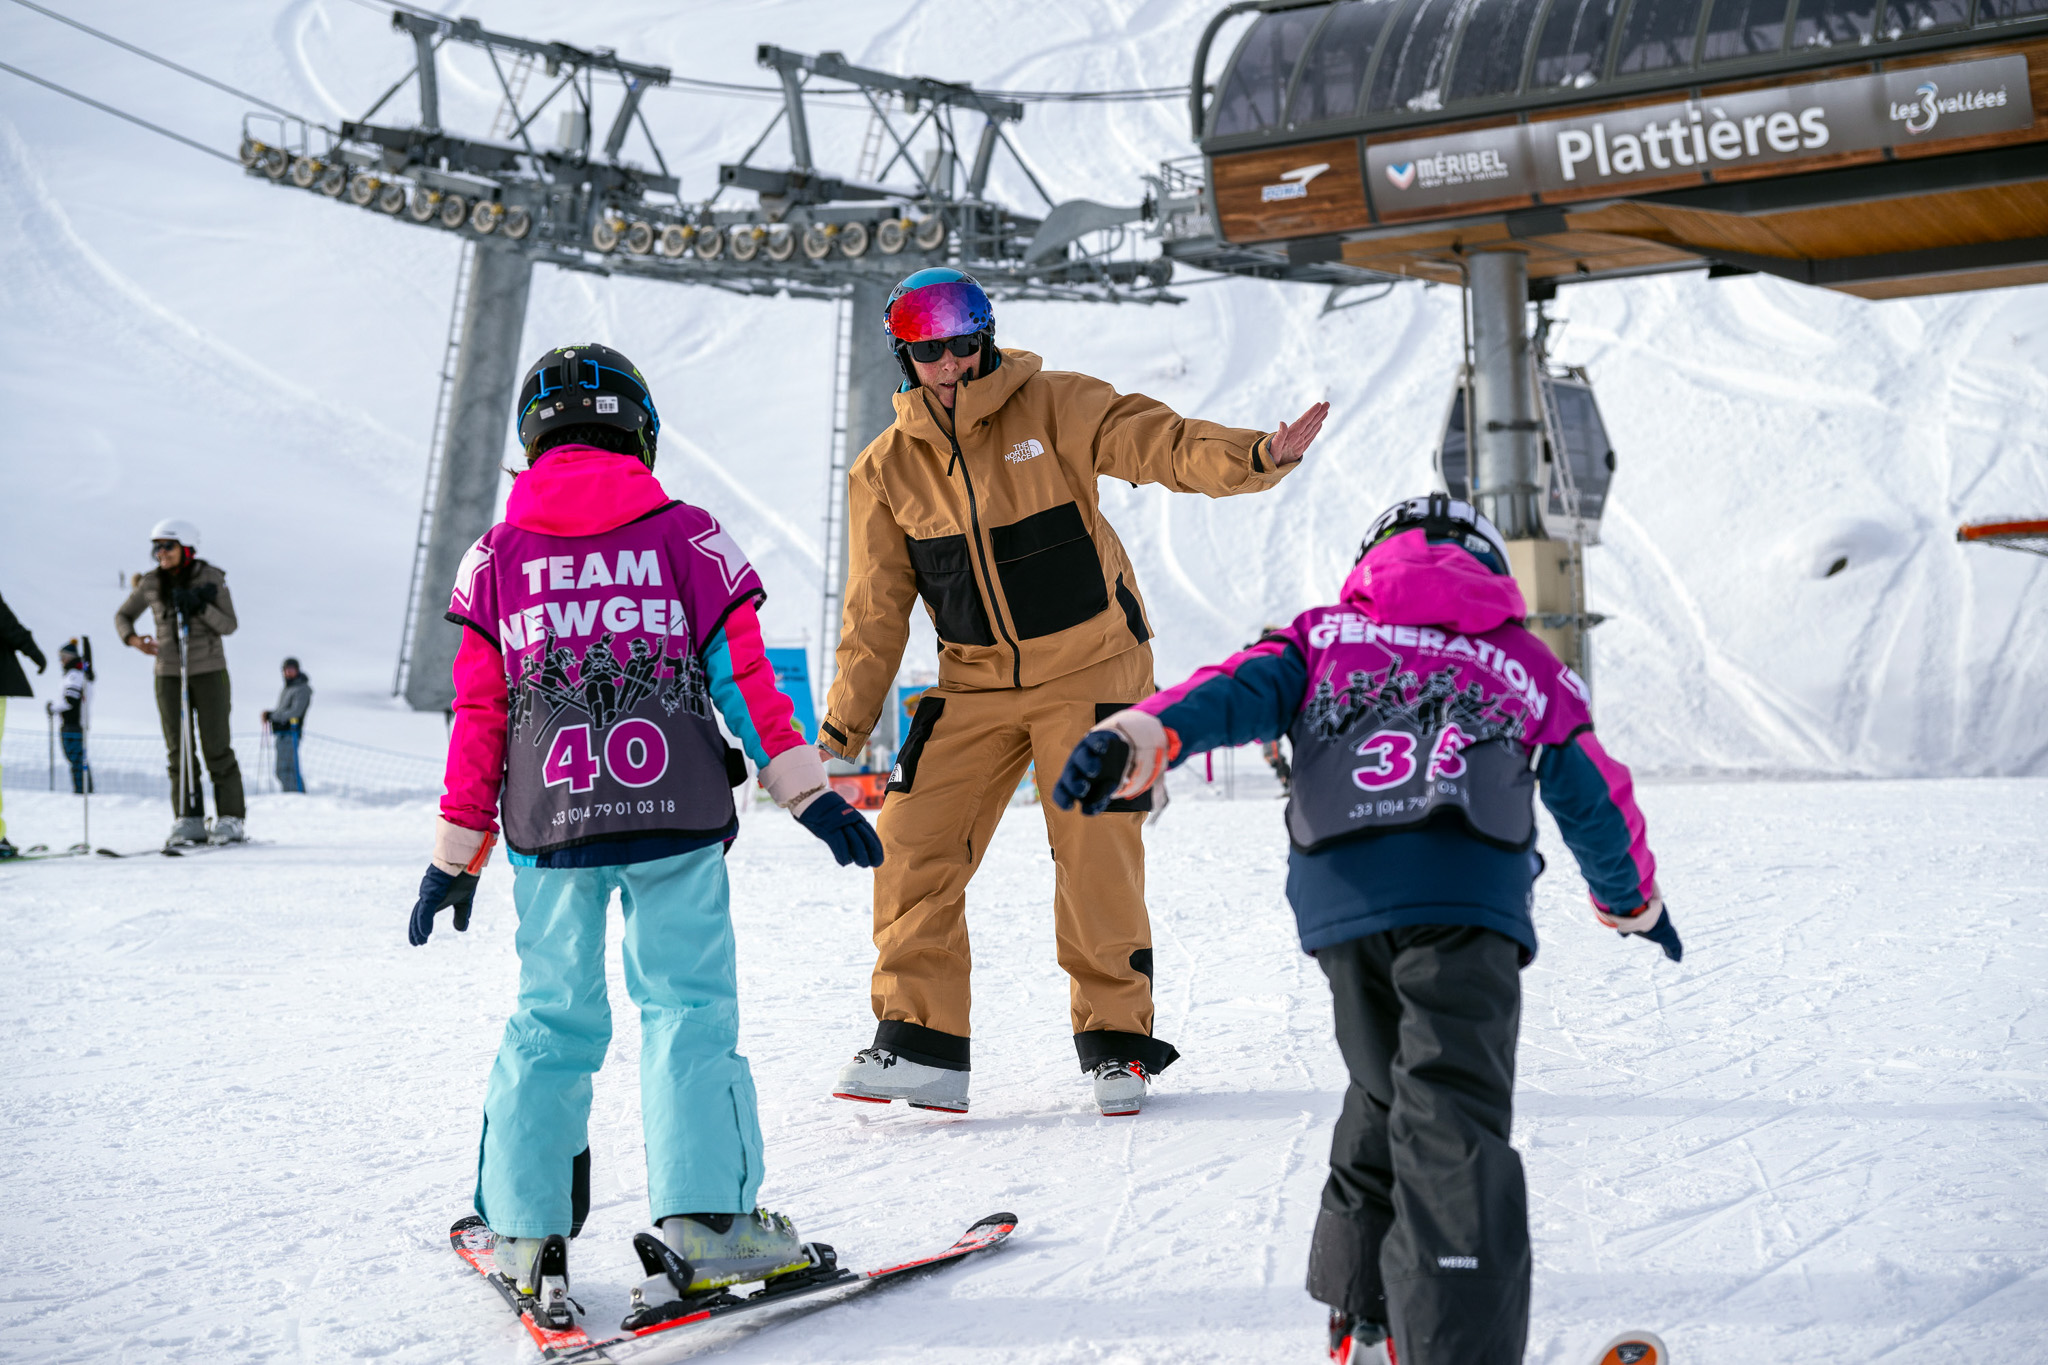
[
  {"x1": 1179, "y1": 0, "x2": 2048, "y2": 671},
  {"x1": 224, "y1": 1, "x2": 2047, "y2": 713}
]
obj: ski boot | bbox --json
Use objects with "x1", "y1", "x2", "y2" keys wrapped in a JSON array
[
  {"x1": 1092, "y1": 1059, "x2": 1150, "y2": 1116},
  {"x1": 622, "y1": 1210, "x2": 822, "y2": 1330},
  {"x1": 167, "y1": 816, "x2": 207, "y2": 847},
  {"x1": 494, "y1": 1233, "x2": 577, "y2": 1330},
  {"x1": 1329, "y1": 1311, "x2": 1395, "y2": 1364},
  {"x1": 0, "y1": 838, "x2": 16, "y2": 860},
  {"x1": 207, "y1": 816, "x2": 246, "y2": 845},
  {"x1": 833, "y1": 1047, "x2": 968, "y2": 1112},
  {"x1": 1593, "y1": 1330, "x2": 1670, "y2": 1365}
]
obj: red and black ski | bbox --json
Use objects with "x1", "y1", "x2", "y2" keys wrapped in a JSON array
[{"x1": 450, "y1": 1211, "x2": 1016, "y2": 1362}]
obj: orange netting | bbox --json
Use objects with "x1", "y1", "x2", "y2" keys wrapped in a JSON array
[{"x1": 1957, "y1": 519, "x2": 2048, "y2": 557}]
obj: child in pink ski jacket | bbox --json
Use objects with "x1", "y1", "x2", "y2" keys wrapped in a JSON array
[
  {"x1": 1054, "y1": 494, "x2": 1677, "y2": 1365},
  {"x1": 404, "y1": 344, "x2": 881, "y2": 1333}
]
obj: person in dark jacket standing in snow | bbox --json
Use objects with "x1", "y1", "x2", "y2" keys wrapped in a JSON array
[
  {"x1": 263, "y1": 657, "x2": 312, "y2": 793},
  {"x1": 0, "y1": 588, "x2": 50, "y2": 858},
  {"x1": 1054, "y1": 495, "x2": 1679, "y2": 1365},
  {"x1": 46, "y1": 638, "x2": 93, "y2": 794},
  {"x1": 114, "y1": 519, "x2": 247, "y2": 846}
]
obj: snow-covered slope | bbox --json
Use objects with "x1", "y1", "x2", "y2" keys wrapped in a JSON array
[
  {"x1": 2, "y1": 0, "x2": 2044, "y2": 771},
  {"x1": 3, "y1": 780, "x2": 2046, "y2": 1364}
]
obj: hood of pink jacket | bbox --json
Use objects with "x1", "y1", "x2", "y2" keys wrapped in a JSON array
[
  {"x1": 505, "y1": 446, "x2": 671, "y2": 536},
  {"x1": 1341, "y1": 528, "x2": 1526, "y2": 633}
]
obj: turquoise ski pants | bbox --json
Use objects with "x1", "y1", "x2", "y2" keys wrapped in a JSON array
[{"x1": 475, "y1": 846, "x2": 764, "y2": 1238}]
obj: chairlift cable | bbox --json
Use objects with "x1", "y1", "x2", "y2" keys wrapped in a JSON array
[
  {"x1": 5, "y1": 0, "x2": 312, "y2": 122},
  {"x1": 0, "y1": 58, "x2": 237, "y2": 164}
]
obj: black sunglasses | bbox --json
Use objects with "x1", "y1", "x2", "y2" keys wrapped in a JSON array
[
  {"x1": 151, "y1": 540, "x2": 182, "y2": 553},
  {"x1": 903, "y1": 333, "x2": 984, "y2": 365}
]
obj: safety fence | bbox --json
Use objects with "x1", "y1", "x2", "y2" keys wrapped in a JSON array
[{"x1": 0, "y1": 725, "x2": 444, "y2": 802}]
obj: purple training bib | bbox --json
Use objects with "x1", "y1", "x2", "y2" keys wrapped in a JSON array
[
  {"x1": 446, "y1": 501, "x2": 764, "y2": 855},
  {"x1": 1275, "y1": 608, "x2": 1593, "y2": 852}
]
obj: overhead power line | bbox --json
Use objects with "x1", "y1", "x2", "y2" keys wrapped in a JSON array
[
  {"x1": 657, "y1": 74, "x2": 1189, "y2": 103},
  {"x1": 982, "y1": 86, "x2": 1191, "y2": 102},
  {"x1": 6, "y1": 0, "x2": 312, "y2": 123},
  {"x1": 0, "y1": 57, "x2": 237, "y2": 163}
]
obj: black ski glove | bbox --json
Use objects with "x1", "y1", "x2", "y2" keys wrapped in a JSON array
[
  {"x1": 408, "y1": 864, "x2": 479, "y2": 945},
  {"x1": 28, "y1": 645, "x2": 46, "y2": 674},
  {"x1": 1052, "y1": 730, "x2": 1130, "y2": 815},
  {"x1": 796, "y1": 791, "x2": 884, "y2": 867}
]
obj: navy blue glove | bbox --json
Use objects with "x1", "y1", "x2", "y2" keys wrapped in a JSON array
[
  {"x1": 1609, "y1": 902, "x2": 1682, "y2": 962},
  {"x1": 1636, "y1": 911, "x2": 1683, "y2": 962},
  {"x1": 1053, "y1": 730, "x2": 1130, "y2": 815},
  {"x1": 797, "y1": 792, "x2": 883, "y2": 867},
  {"x1": 408, "y1": 864, "x2": 478, "y2": 946}
]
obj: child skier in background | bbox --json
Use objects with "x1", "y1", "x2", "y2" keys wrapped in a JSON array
[
  {"x1": 47, "y1": 638, "x2": 92, "y2": 793},
  {"x1": 1054, "y1": 495, "x2": 1678, "y2": 1365},
  {"x1": 405, "y1": 344, "x2": 883, "y2": 1334}
]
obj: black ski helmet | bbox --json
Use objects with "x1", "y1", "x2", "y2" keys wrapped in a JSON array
[{"x1": 515, "y1": 343, "x2": 660, "y2": 466}]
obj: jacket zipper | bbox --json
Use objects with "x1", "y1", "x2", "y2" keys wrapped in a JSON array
[{"x1": 933, "y1": 401, "x2": 1023, "y2": 689}]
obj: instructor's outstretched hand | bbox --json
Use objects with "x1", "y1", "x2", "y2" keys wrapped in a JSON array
[
  {"x1": 1269, "y1": 401, "x2": 1330, "y2": 467},
  {"x1": 797, "y1": 791, "x2": 884, "y2": 868}
]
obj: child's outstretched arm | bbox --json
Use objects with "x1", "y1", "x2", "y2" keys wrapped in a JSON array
[
  {"x1": 1537, "y1": 727, "x2": 1680, "y2": 961},
  {"x1": 706, "y1": 601, "x2": 882, "y2": 868},
  {"x1": 412, "y1": 628, "x2": 508, "y2": 946},
  {"x1": 1054, "y1": 638, "x2": 1308, "y2": 814}
]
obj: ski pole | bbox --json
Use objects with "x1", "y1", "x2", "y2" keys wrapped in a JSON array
[
  {"x1": 47, "y1": 704, "x2": 55, "y2": 791},
  {"x1": 80, "y1": 679, "x2": 90, "y2": 852},
  {"x1": 178, "y1": 609, "x2": 193, "y2": 824}
]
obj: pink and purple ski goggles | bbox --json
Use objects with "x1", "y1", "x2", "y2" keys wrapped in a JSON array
[{"x1": 885, "y1": 271, "x2": 994, "y2": 349}]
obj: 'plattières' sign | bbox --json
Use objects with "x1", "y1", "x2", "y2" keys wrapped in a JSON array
[{"x1": 1364, "y1": 54, "x2": 2033, "y2": 216}]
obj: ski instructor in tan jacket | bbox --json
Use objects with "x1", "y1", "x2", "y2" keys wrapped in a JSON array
[{"x1": 824, "y1": 269, "x2": 1327, "y2": 1117}]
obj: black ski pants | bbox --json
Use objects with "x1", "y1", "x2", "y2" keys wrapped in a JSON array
[
  {"x1": 1307, "y1": 924, "x2": 1528, "y2": 1365},
  {"x1": 155, "y1": 671, "x2": 245, "y2": 820}
]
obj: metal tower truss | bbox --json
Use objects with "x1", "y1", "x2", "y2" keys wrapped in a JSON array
[
  {"x1": 227, "y1": 10, "x2": 1212, "y2": 708},
  {"x1": 237, "y1": 13, "x2": 1184, "y2": 306}
]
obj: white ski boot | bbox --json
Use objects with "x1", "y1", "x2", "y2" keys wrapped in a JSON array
[
  {"x1": 1092, "y1": 1059, "x2": 1150, "y2": 1116},
  {"x1": 832, "y1": 1047, "x2": 968, "y2": 1112},
  {"x1": 207, "y1": 816, "x2": 246, "y2": 845},
  {"x1": 494, "y1": 1232, "x2": 576, "y2": 1329},
  {"x1": 623, "y1": 1209, "x2": 827, "y2": 1330},
  {"x1": 167, "y1": 816, "x2": 207, "y2": 847}
]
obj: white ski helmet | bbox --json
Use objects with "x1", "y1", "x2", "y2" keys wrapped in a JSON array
[
  {"x1": 149, "y1": 518, "x2": 202, "y2": 552},
  {"x1": 1359, "y1": 493, "x2": 1510, "y2": 573}
]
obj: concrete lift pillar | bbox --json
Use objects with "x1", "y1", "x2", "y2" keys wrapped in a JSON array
[
  {"x1": 403, "y1": 244, "x2": 536, "y2": 712},
  {"x1": 1468, "y1": 250, "x2": 1584, "y2": 676},
  {"x1": 820, "y1": 275, "x2": 905, "y2": 750}
]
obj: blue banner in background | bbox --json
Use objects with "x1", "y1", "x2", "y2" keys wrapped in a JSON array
[
  {"x1": 895, "y1": 684, "x2": 924, "y2": 751},
  {"x1": 766, "y1": 648, "x2": 817, "y2": 741}
]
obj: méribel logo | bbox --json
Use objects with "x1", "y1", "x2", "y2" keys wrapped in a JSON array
[{"x1": 1385, "y1": 162, "x2": 1417, "y2": 191}]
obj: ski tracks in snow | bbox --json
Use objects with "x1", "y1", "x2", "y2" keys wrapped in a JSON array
[{"x1": 3, "y1": 779, "x2": 2048, "y2": 1362}]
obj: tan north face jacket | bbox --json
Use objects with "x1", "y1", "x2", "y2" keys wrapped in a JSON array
[{"x1": 820, "y1": 348, "x2": 1294, "y2": 756}]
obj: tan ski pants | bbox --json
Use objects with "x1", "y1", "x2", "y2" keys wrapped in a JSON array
[{"x1": 867, "y1": 646, "x2": 1179, "y2": 1076}]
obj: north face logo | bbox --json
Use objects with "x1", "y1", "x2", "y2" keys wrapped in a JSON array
[{"x1": 1005, "y1": 438, "x2": 1045, "y2": 463}]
